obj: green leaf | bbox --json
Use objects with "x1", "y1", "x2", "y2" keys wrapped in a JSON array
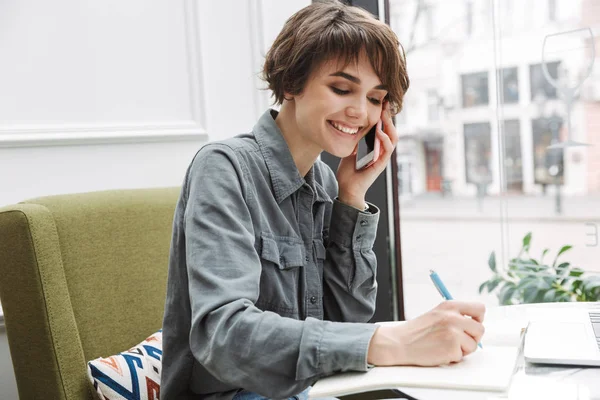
[
  {"x1": 570, "y1": 279, "x2": 583, "y2": 292},
  {"x1": 557, "y1": 292, "x2": 573, "y2": 302},
  {"x1": 523, "y1": 286, "x2": 540, "y2": 303},
  {"x1": 542, "y1": 275, "x2": 555, "y2": 288},
  {"x1": 508, "y1": 258, "x2": 519, "y2": 269},
  {"x1": 488, "y1": 252, "x2": 497, "y2": 273},
  {"x1": 569, "y1": 268, "x2": 584, "y2": 278},
  {"x1": 522, "y1": 232, "x2": 532, "y2": 252},
  {"x1": 581, "y1": 276, "x2": 600, "y2": 301},
  {"x1": 542, "y1": 288, "x2": 557, "y2": 302},
  {"x1": 512, "y1": 260, "x2": 540, "y2": 278},
  {"x1": 540, "y1": 248, "x2": 549, "y2": 263},
  {"x1": 478, "y1": 281, "x2": 489, "y2": 294},
  {"x1": 552, "y1": 245, "x2": 573, "y2": 267},
  {"x1": 498, "y1": 284, "x2": 518, "y2": 305},
  {"x1": 516, "y1": 276, "x2": 538, "y2": 290},
  {"x1": 555, "y1": 262, "x2": 570, "y2": 276},
  {"x1": 487, "y1": 277, "x2": 502, "y2": 293}
]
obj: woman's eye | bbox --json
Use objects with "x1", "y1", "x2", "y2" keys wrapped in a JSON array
[
  {"x1": 331, "y1": 86, "x2": 383, "y2": 105},
  {"x1": 330, "y1": 87, "x2": 350, "y2": 95}
]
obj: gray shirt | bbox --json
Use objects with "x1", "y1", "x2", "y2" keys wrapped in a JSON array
[{"x1": 161, "y1": 109, "x2": 379, "y2": 400}]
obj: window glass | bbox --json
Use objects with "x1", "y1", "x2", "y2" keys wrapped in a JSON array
[
  {"x1": 390, "y1": 0, "x2": 600, "y2": 318},
  {"x1": 462, "y1": 71, "x2": 489, "y2": 107},
  {"x1": 500, "y1": 67, "x2": 519, "y2": 104},
  {"x1": 530, "y1": 62, "x2": 560, "y2": 100}
]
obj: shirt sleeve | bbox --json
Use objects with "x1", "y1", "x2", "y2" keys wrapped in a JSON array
[
  {"x1": 322, "y1": 199, "x2": 380, "y2": 323},
  {"x1": 184, "y1": 144, "x2": 377, "y2": 399}
]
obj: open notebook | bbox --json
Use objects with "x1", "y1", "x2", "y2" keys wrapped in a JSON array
[{"x1": 309, "y1": 321, "x2": 523, "y2": 398}]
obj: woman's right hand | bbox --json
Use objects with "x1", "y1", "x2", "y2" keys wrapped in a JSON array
[{"x1": 367, "y1": 301, "x2": 486, "y2": 366}]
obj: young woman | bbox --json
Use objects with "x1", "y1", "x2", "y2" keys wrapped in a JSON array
[{"x1": 161, "y1": 2, "x2": 485, "y2": 399}]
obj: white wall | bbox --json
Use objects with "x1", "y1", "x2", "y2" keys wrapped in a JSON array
[{"x1": 0, "y1": 0, "x2": 309, "y2": 396}]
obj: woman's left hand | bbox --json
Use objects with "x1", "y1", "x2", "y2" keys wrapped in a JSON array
[{"x1": 336, "y1": 101, "x2": 399, "y2": 210}]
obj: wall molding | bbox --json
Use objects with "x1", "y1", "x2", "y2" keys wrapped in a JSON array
[
  {"x1": 184, "y1": 0, "x2": 208, "y2": 128},
  {"x1": 0, "y1": 0, "x2": 208, "y2": 148},
  {"x1": 0, "y1": 123, "x2": 208, "y2": 148}
]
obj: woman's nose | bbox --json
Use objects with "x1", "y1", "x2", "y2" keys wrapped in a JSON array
[{"x1": 345, "y1": 98, "x2": 368, "y2": 120}]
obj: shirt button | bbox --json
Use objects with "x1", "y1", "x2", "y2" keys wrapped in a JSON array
[
  {"x1": 360, "y1": 220, "x2": 368, "y2": 227},
  {"x1": 310, "y1": 296, "x2": 317, "y2": 304},
  {"x1": 305, "y1": 256, "x2": 309, "y2": 262}
]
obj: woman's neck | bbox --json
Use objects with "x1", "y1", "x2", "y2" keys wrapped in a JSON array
[{"x1": 274, "y1": 101, "x2": 322, "y2": 177}]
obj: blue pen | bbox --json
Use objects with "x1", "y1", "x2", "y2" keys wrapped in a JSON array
[{"x1": 429, "y1": 269, "x2": 483, "y2": 349}]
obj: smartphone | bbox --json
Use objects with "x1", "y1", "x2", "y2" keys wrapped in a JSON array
[{"x1": 355, "y1": 120, "x2": 381, "y2": 170}]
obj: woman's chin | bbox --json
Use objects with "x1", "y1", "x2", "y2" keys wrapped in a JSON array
[{"x1": 324, "y1": 145, "x2": 356, "y2": 159}]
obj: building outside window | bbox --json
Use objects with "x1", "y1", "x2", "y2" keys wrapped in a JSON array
[
  {"x1": 500, "y1": 67, "x2": 519, "y2": 104},
  {"x1": 462, "y1": 71, "x2": 489, "y2": 107},
  {"x1": 464, "y1": 122, "x2": 492, "y2": 185},
  {"x1": 532, "y1": 117, "x2": 564, "y2": 186},
  {"x1": 530, "y1": 61, "x2": 560, "y2": 100},
  {"x1": 389, "y1": 0, "x2": 599, "y2": 320},
  {"x1": 502, "y1": 120, "x2": 524, "y2": 192},
  {"x1": 427, "y1": 90, "x2": 439, "y2": 122}
]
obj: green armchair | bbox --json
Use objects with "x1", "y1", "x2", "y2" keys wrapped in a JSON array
[{"x1": 0, "y1": 188, "x2": 180, "y2": 400}]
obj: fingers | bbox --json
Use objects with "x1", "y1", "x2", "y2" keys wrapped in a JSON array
[
  {"x1": 376, "y1": 126, "x2": 394, "y2": 157},
  {"x1": 380, "y1": 101, "x2": 398, "y2": 146},
  {"x1": 457, "y1": 315, "x2": 485, "y2": 344},
  {"x1": 434, "y1": 301, "x2": 485, "y2": 358},
  {"x1": 381, "y1": 102, "x2": 397, "y2": 138},
  {"x1": 459, "y1": 331, "x2": 478, "y2": 357},
  {"x1": 443, "y1": 300, "x2": 486, "y2": 323},
  {"x1": 367, "y1": 122, "x2": 395, "y2": 171}
]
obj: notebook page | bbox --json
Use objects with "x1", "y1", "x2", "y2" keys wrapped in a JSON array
[{"x1": 309, "y1": 345, "x2": 520, "y2": 398}]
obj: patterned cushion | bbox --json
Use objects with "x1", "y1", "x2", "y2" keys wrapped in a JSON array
[{"x1": 87, "y1": 330, "x2": 162, "y2": 400}]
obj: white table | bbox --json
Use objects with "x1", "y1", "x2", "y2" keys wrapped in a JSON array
[{"x1": 394, "y1": 302, "x2": 600, "y2": 400}]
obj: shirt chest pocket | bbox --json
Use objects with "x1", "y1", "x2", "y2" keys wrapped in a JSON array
[
  {"x1": 260, "y1": 234, "x2": 306, "y2": 269},
  {"x1": 256, "y1": 233, "x2": 305, "y2": 317}
]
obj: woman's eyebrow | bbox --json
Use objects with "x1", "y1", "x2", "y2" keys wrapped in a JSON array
[{"x1": 329, "y1": 71, "x2": 388, "y2": 90}]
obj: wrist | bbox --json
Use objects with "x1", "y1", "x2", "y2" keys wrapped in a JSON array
[
  {"x1": 338, "y1": 193, "x2": 366, "y2": 211},
  {"x1": 367, "y1": 325, "x2": 410, "y2": 366}
]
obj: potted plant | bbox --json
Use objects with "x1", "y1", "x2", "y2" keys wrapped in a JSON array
[{"x1": 479, "y1": 232, "x2": 600, "y2": 305}]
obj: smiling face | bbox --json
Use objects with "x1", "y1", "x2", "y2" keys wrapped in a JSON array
[{"x1": 286, "y1": 51, "x2": 388, "y2": 160}]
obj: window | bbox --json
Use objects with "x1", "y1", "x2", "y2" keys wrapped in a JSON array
[
  {"x1": 502, "y1": 120, "x2": 523, "y2": 192},
  {"x1": 500, "y1": 67, "x2": 519, "y2": 104},
  {"x1": 462, "y1": 71, "x2": 489, "y2": 107},
  {"x1": 388, "y1": 0, "x2": 600, "y2": 320},
  {"x1": 464, "y1": 123, "x2": 492, "y2": 185},
  {"x1": 532, "y1": 117, "x2": 564, "y2": 185},
  {"x1": 530, "y1": 61, "x2": 560, "y2": 100}
]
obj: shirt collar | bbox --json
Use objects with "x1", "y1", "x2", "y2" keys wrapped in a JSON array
[{"x1": 253, "y1": 109, "x2": 332, "y2": 205}]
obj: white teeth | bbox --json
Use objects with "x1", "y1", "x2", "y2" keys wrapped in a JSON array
[{"x1": 330, "y1": 121, "x2": 359, "y2": 135}]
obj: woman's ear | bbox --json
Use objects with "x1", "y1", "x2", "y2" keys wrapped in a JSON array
[{"x1": 283, "y1": 92, "x2": 294, "y2": 102}]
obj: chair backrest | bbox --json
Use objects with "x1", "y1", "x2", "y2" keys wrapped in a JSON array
[{"x1": 0, "y1": 187, "x2": 180, "y2": 400}]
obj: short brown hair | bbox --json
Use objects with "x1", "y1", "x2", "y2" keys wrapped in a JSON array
[{"x1": 262, "y1": 0, "x2": 409, "y2": 115}]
